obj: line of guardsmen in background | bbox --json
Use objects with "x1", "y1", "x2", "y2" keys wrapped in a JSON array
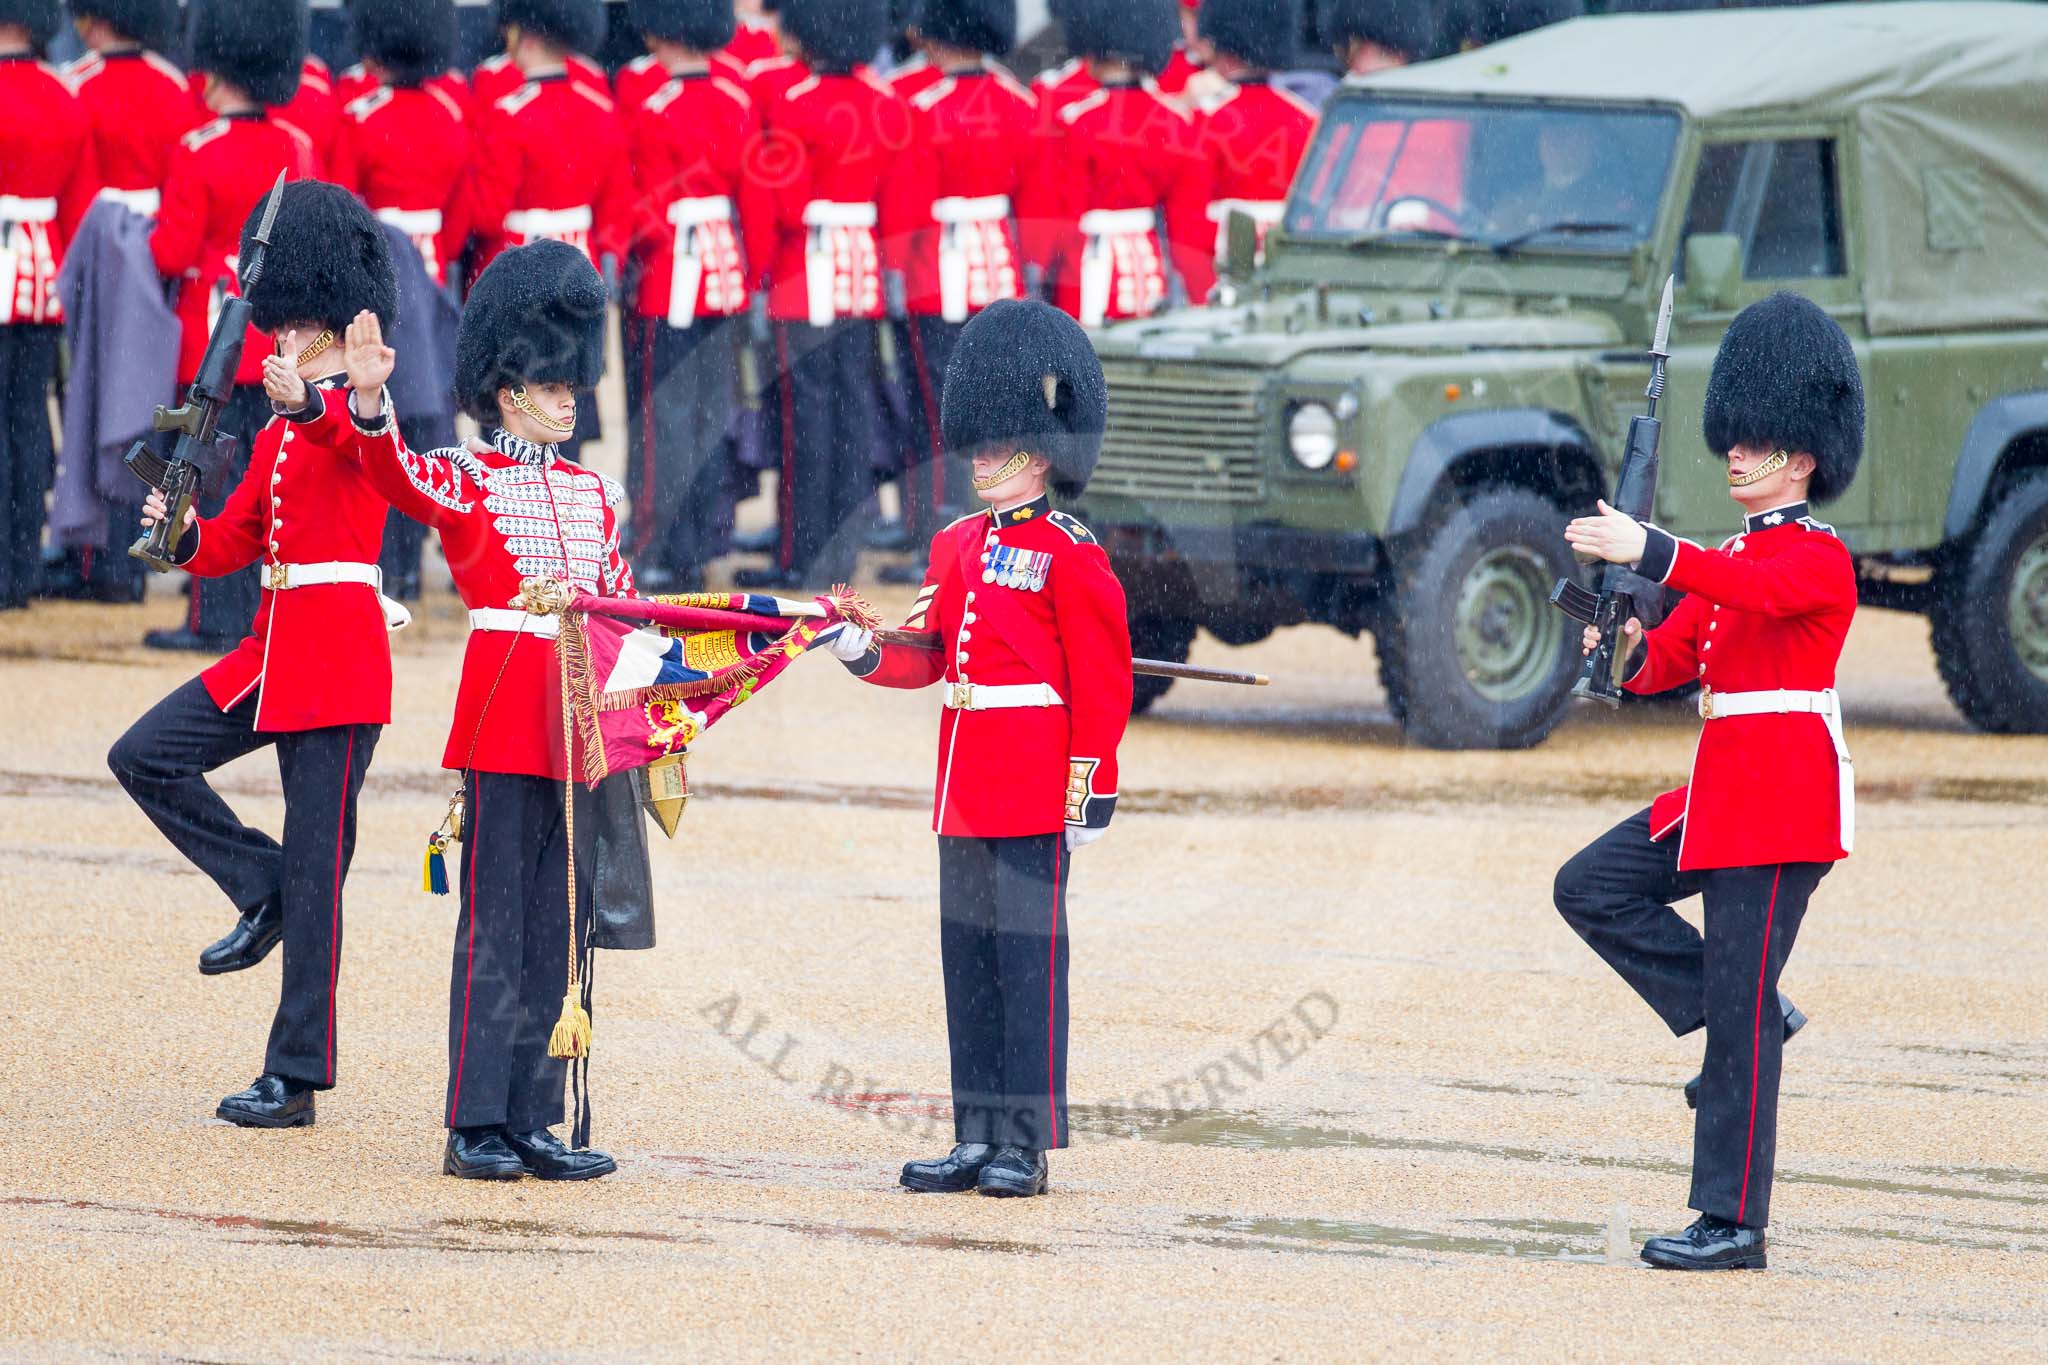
[{"x1": 0, "y1": 0, "x2": 1616, "y2": 641}]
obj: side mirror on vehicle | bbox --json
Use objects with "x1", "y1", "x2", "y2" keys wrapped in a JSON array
[
  {"x1": 1683, "y1": 233, "x2": 1743, "y2": 310},
  {"x1": 1224, "y1": 208, "x2": 1260, "y2": 283}
]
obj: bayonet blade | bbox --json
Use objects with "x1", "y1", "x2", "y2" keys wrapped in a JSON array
[
  {"x1": 239, "y1": 171, "x2": 288, "y2": 288},
  {"x1": 1650, "y1": 274, "x2": 1675, "y2": 357}
]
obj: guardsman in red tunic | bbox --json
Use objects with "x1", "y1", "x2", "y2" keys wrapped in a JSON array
[
  {"x1": 614, "y1": 6, "x2": 748, "y2": 112},
  {"x1": 621, "y1": 0, "x2": 755, "y2": 592},
  {"x1": 881, "y1": 0, "x2": 1035, "y2": 559},
  {"x1": 1153, "y1": 0, "x2": 1205, "y2": 97},
  {"x1": 0, "y1": 1, "x2": 95, "y2": 608},
  {"x1": 336, "y1": 52, "x2": 468, "y2": 107},
  {"x1": 467, "y1": 28, "x2": 608, "y2": 119},
  {"x1": 345, "y1": 241, "x2": 628, "y2": 1182},
  {"x1": 61, "y1": 0, "x2": 197, "y2": 213},
  {"x1": 833, "y1": 300, "x2": 1132, "y2": 1198},
  {"x1": 1180, "y1": 0, "x2": 1316, "y2": 305},
  {"x1": 1556, "y1": 293, "x2": 1865, "y2": 1271},
  {"x1": 1030, "y1": 0, "x2": 1206, "y2": 326},
  {"x1": 723, "y1": 2, "x2": 779, "y2": 69},
  {"x1": 148, "y1": 0, "x2": 319, "y2": 650},
  {"x1": 109, "y1": 184, "x2": 402, "y2": 1130},
  {"x1": 736, "y1": 0, "x2": 912, "y2": 587},
  {"x1": 331, "y1": 0, "x2": 470, "y2": 598}
]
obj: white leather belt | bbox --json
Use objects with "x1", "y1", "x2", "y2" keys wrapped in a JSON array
[
  {"x1": 665, "y1": 195, "x2": 734, "y2": 328},
  {"x1": 1699, "y1": 686, "x2": 1854, "y2": 852},
  {"x1": 802, "y1": 200, "x2": 878, "y2": 327},
  {"x1": 0, "y1": 195, "x2": 57, "y2": 223},
  {"x1": 96, "y1": 187, "x2": 160, "y2": 216},
  {"x1": 469, "y1": 607, "x2": 561, "y2": 640},
  {"x1": 265, "y1": 561, "x2": 411, "y2": 630},
  {"x1": 1078, "y1": 208, "x2": 1156, "y2": 328},
  {"x1": 932, "y1": 194, "x2": 1010, "y2": 225},
  {"x1": 504, "y1": 205, "x2": 593, "y2": 237},
  {"x1": 943, "y1": 681, "x2": 1063, "y2": 711},
  {"x1": 377, "y1": 207, "x2": 444, "y2": 236}
]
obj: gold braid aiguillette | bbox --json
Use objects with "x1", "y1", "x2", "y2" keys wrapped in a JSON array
[
  {"x1": 973, "y1": 450, "x2": 1034, "y2": 492},
  {"x1": 291, "y1": 329, "x2": 336, "y2": 367},
  {"x1": 1729, "y1": 447, "x2": 1790, "y2": 487},
  {"x1": 512, "y1": 385, "x2": 577, "y2": 434}
]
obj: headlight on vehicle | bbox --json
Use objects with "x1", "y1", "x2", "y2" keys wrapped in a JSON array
[{"x1": 1287, "y1": 401, "x2": 1340, "y2": 470}]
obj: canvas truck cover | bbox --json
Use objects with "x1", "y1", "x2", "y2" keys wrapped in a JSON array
[{"x1": 1355, "y1": 1, "x2": 2048, "y2": 335}]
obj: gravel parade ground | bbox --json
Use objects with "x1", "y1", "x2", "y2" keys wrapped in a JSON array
[{"x1": 2, "y1": 569, "x2": 2044, "y2": 1360}]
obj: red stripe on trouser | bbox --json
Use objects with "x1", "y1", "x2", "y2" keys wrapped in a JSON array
[
  {"x1": 1048, "y1": 838, "x2": 1062, "y2": 1147},
  {"x1": 632, "y1": 322, "x2": 657, "y2": 557},
  {"x1": 1736, "y1": 864, "x2": 1783, "y2": 1224},
  {"x1": 774, "y1": 325, "x2": 796, "y2": 571},
  {"x1": 447, "y1": 779, "x2": 479, "y2": 1124},
  {"x1": 903, "y1": 321, "x2": 946, "y2": 513},
  {"x1": 325, "y1": 728, "x2": 354, "y2": 1085}
]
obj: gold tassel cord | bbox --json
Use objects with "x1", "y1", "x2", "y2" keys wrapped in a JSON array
[{"x1": 549, "y1": 625, "x2": 591, "y2": 1061}]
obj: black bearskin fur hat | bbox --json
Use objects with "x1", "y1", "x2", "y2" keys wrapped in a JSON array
[
  {"x1": 1465, "y1": 0, "x2": 1583, "y2": 48},
  {"x1": 1057, "y1": 0, "x2": 1176, "y2": 75},
  {"x1": 780, "y1": 0, "x2": 887, "y2": 71},
  {"x1": 628, "y1": 0, "x2": 737, "y2": 51},
  {"x1": 499, "y1": 0, "x2": 606, "y2": 55},
  {"x1": 1201, "y1": 0, "x2": 1298, "y2": 70},
  {"x1": 69, "y1": 0, "x2": 178, "y2": 50},
  {"x1": 916, "y1": 0, "x2": 1012, "y2": 55},
  {"x1": 1702, "y1": 291, "x2": 1865, "y2": 505},
  {"x1": 941, "y1": 299, "x2": 1108, "y2": 498},
  {"x1": 1319, "y1": 0, "x2": 1436, "y2": 61},
  {"x1": 237, "y1": 179, "x2": 399, "y2": 336},
  {"x1": 0, "y1": 0, "x2": 58, "y2": 48},
  {"x1": 190, "y1": 0, "x2": 308, "y2": 106},
  {"x1": 456, "y1": 240, "x2": 608, "y2": 424},
  {"x1": 353, "y1": 0, "x2": 458, "y2": 86}
]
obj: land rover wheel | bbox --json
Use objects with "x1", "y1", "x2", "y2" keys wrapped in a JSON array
[
  {"x1": 1379, "y1": 488, "x2": 1580, "y2": 749},
  {"x1": 1128, "y1": 615, "x2": 1196, "y2": 715},
  {"x1": 1931, "y1": 473, "x2": 2048, "y2": 732}
]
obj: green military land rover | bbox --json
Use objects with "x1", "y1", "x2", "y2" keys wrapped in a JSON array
[{"x1": 1079, "y1": 3, "x2": 2048, "y2": 747}]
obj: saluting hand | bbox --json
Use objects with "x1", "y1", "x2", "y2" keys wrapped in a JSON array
[
  {"x1": 345, "y1": 309, "x2": 396, "y2": 416},
  {"x1": 1564, "y1": 499, "x2": 1649, "y2": 566},
  {"x1": 262, "y1": 333, "x2": 308, "y2": 408}
]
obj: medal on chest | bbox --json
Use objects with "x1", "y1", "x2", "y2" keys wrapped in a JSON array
[{"x1": 980, "y1": 542, "x2": 1052, "y2": 592}]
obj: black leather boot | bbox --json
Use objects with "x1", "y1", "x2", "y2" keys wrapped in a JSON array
[
  {"x1": 442, "y1": 1127, "x2": 526, "y2": 1180},
  {"x1": 198, "y1": 897, "x2": 284, "y2": 975},
  {"x1": 216, "y1": 1074, "x2": 315, "y2": 1128},
  {"x1": 975, "y1": 1146, "x2": 1049, "y2": 1198},
  {"x1": 1685, "y1": 994, "x2": 1806, "y2": 1109},
  {"x1": 504, "y1": 1127, "x2": 616, "y2": 1181},
  {"x1": 1641, "y1": 1215, "x2": 1767, "y2": 1270},
  {"x1": 899, "y1": 1143, "x2": 996, "y2": 1193}
]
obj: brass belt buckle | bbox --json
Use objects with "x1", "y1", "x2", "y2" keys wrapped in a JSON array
[
  {"x1": 950, "y1": 682, "x2": 976, "y2": 711},
  {"x1": 268, "y1": 562, "x2": 289, "y2": 591},
  {"x1": 1698, "y1": 684, "x2": 1717, "y2": 720}
]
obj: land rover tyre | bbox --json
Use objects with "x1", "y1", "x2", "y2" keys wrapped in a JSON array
[
  {"x1": 1128, "y1": 615, "x2": 1196, "y2": 715},
  {"x1": 1378, "y1": 487, "x2": 1580, "y2": 749},
  {"x1": 1931, "y1": 472, "x2": 2048, "y2": 732}
]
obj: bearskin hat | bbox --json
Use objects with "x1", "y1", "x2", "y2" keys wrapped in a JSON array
[
  {"x1": 353, "y1": 0, "x2": 458, "y2": 86},
  {"x1": 1702, "y1": 291, "x2": 1865, "y2": 506},
  {"x1": 1201, "y1": 0, "x2": 1297, "y2": 69},
  {"x1": 1466, "y1": 0, "x2": 1583, "y2": 47},
  {"x1": 456, "y1": 240, "x2": 608, "y2": 424},
  {"x1": 941, "y1": 299, "x2": 1108, "y2": 498},
  {"x1": 1057, "y1": 0, "x2": 1176, "y2": 75},
  {"x1": 68, "y1": 0, "x2": 178, "y2": 50},
  {"x1": 0, "y1": 0, "x2": 58, "y2": 49},
  {"x1": 628, "y1": 0, "x2": 737, "y2": 51},
  {"x1": 499, "y1": 0, "x2": 606, "y2": 56},
  {"x1": 1319, "y1": 0, "x2": 1437, "y2": 60},
  {"x1": 236, "y1": 180, "x2": 398, "y2": 337},
  {"x1": 190, "y1": 0, "x2": 307, "y2": 106},
  {"x1": 915, "y1": 0, "x2": 1013, "y2": 55},
  {"x1": 779, "y1": 0, "x2": 887, "y2": 71}
]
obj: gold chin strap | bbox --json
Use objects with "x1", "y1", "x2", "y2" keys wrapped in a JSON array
[
  {"x1": 290, "y1": 329, "x2": 336, "y2": 368},
  {"x1": 511, "y1": 385, "x2": 577, "y2": 434},
  {"x1": 973, "y1": 450, "x2": 1034, "y2": 492},
  {"x1": 1729, "y1": 448, "x2": 1790, "y2": 487}
]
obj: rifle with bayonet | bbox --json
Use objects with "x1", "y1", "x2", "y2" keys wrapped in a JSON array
[
  {"x1": 874, "y1": 629, "x2": 1268, "y2": 687},
  {"x1": 1548, "y1": 275, "x2": 1675, "y2": 703},
  {"x1": 126, "y1": 171, "x2": 287, "y2": 571}
]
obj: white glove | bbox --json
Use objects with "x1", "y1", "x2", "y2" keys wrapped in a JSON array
[
  {"x1": 1064, "y1": 824, "x2": 1107, "y2": 852},
  {"x1": 827, "y1": 623, "x2": 875, "y2": 663}
]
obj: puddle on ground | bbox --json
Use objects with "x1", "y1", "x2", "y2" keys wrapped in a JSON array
[
  {"x1": 1439, "y1": 1080, "x2": 1576, "y2": 1097},
  {"x1": 1181, "y1": 1213, "x2": 1605, "y2": 1263},
  {"x1": 748, "y1": 1217, "x2": 1045, "y2": 1256}
]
